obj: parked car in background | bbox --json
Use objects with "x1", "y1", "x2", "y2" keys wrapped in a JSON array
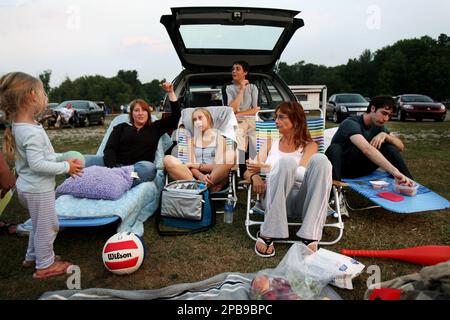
[
  {"x1": 394, "y1": 94, "x2": 447, "y2": 122},
  {"x1": 120, "y1": 103, "x2": 131, "y2": 114},
  {"x1": 54, "y1": 100, "x2": 105, "y2": 127},
  {"x1": 326, "y1": 93, "x2": 369, "y2": 123},
  {"x1": 48, "y1": 102, "x2": 59, "y2": 109},
  {"x1": 95, "y1": 101, "x2": 106, "y2": 114},
  {"x1": 160, "y1": 7, "x2": 302, "y2": 111}
]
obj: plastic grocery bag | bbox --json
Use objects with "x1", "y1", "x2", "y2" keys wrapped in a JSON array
[
  {"x1": 250, "y1": 243, "x2": 365, "y2": 300},
  {"x1": 250, "y1": 243, "x2": 334, "y2": 300},
  {"x1": 312, "y1": 248, "x2": 365, "y2": 290}
]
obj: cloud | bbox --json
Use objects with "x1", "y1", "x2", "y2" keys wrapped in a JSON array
[
  {"x1": 0, "y1": 0, "x2": 35, "y2": 7},
  {"x1": 122, "y1": 35, "x2": 172, "y2": 54}
]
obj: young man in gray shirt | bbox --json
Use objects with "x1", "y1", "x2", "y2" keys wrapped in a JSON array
[{"x1": 226, "y1": 60, "x2": 259, "y2": 162}]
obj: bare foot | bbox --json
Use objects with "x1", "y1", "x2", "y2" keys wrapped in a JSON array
[
  {"x1": 209, "y1": 179, "x2": 227, "y2": 193},
  {"x1": 22, "y1": 255, "x2": 61, "y2": 269}
]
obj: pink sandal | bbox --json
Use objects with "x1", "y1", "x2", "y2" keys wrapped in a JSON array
[{"x1": 33, "y1": 260, "x2": 72, "y2": 280}]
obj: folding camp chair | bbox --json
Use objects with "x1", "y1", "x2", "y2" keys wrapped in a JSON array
[
  {"x1": 242, "y1": 109, "x2": 344, "y2": 245},
  {"x1": 166, "y1": 106, "x2": 239, "y2": 213}
]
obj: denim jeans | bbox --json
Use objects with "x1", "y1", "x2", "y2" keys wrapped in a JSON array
[
  {"x1": 325, "y1": 143, "x2": 413, "y2": 181},
  {"x1": 84, "y1": 155, "x2": 156, "y2": 187}
]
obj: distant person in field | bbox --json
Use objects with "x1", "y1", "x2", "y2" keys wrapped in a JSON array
[
  {"x1": 56, "y1": 103, "x2": 75, "y2": 127},
  {"x1": 325, "y1": 95, "x2": 414, "y2": 185}
]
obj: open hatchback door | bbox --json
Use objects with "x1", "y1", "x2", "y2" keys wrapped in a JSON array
[{"x1": 160, "y1": 7, "x2": 304, "y2": 72}]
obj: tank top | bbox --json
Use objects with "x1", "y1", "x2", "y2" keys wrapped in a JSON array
[
  {"x1": 194, "y1": 133, "x2": 218, "y2": 164},
  {"x1": 265, "y1": 139, "x2": 304, "y2": 167}
]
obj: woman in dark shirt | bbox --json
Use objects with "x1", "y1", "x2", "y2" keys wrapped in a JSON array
[{"x1": 84, "y1": 82, "x2": 180, "y2": 186}]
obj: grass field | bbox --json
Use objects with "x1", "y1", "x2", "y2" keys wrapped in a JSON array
[{"x1": 0, "y1": 115, "x2": 449, "y2": 300}]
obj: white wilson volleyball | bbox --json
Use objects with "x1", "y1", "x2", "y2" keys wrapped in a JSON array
[{"x1": 102, "y1": 232, "x2": 145, "y2": 275}]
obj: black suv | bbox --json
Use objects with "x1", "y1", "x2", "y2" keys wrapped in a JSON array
[{"x1": 160, "y1": 7, "x2": 303, "y2": 111}]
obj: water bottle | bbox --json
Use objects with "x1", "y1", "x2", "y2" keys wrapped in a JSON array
[{"x1": 224, "y1": 194, "x2": 234, "y2": 224}]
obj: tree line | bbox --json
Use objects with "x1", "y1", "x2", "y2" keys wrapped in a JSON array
[
  {"x1": 41, "y1": 70, "x2": 166, "y2": 113},
  {"x1": 40, "y1": 33, "x2": 450, "y2": 112},
  {"x1": 278, "y1": 33, "x2": 450, "y2": 101}
]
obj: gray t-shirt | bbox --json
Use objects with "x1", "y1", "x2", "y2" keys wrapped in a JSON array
[
  {"x1": 226, "y1": 83, "x2": 258, "y2": 112},
  {"x1": 330, "y1": 115, "x2": 390, "y2": 153}
]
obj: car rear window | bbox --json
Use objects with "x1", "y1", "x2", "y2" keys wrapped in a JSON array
[{"x1": 179, "y1": 25, "x2": 284, "y2": 51}]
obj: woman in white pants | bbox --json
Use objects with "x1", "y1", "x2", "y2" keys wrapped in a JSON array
[{"x1": 244, "y1": 101, "x2": 332, "y2": 257}]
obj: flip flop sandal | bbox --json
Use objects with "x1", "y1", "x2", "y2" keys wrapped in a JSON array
[
  {"x1": 33, "y1": 260, "x2": 72, "y2": 280},
  {"x1": 254, "y1": 232, "x2": 275, "y2": 258}
]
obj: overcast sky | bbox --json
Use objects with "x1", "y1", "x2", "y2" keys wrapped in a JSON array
[{"x1": 1, "y1": 0, "x2": 449, "y2": 87}]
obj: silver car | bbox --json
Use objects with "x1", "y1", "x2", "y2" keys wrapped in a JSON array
[{"x1": 326, "y1": 93, "x2": 369, "y2": 123}]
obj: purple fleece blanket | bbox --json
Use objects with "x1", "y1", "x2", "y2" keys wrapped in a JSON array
[{"x1": 56, "y1": 165, "x2": 133, "y2": 200}]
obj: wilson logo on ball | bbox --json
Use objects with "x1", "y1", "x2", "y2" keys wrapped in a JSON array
[{"x1": 102, "y1": 232, "x2": 145, "y2": 275}]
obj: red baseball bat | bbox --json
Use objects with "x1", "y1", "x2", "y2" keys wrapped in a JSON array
[{"x1": 341, "y1": 245, "x2": 450, "y2": 266}]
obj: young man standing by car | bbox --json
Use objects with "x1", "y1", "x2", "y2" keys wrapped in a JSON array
[
  {"x1": 226, "y1": 60, "x2": 260, "y2": 166},
  {"x1": 326, "y1": 96, "x2": 414, "y2": 185}
]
